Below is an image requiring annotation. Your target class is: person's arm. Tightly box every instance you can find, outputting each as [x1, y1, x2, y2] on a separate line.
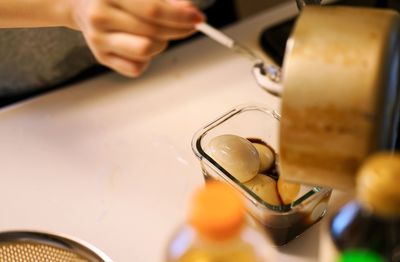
[0, 0, 70, 28]
[0, 0, 204, 77]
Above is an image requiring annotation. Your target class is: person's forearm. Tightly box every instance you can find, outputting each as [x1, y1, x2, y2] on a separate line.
[0, 0, 72, 28]
[0, 0, 204, 77]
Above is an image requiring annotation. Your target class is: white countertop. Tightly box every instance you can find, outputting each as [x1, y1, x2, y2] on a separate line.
[0, 2, 344, 261]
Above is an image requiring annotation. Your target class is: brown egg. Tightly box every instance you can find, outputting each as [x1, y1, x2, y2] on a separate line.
[277, 178, 301, 205]
[252, 143, 275, 173]
[206, 134, 260, 183]
[244, 174, 281, 206]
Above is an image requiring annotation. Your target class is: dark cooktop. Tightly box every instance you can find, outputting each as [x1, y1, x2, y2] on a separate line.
[259, 0, 400, 66]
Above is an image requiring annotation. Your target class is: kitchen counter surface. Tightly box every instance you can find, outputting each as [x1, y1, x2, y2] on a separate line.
[0, 2, 344, 261]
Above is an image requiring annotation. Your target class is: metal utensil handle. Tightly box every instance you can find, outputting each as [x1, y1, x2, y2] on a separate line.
[195, 22, 283, 97]
[296, 0, 322, 10]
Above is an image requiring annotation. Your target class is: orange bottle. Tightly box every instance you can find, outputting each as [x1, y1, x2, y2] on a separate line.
[165, 182, 275, 262]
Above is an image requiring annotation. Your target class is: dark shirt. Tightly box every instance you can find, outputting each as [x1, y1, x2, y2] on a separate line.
[0, 28, 96, 100]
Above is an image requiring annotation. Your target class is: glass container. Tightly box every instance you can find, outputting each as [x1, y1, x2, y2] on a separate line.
[192, 104, 332, 245]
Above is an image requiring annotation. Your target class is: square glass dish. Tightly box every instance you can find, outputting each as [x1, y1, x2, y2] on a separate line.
[191, 104, 332, 245]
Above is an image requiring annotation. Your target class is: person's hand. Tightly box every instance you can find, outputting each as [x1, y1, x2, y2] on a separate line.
[66, 0, 204, 77]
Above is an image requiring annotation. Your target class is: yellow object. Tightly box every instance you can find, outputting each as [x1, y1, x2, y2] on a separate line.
[175, 241, 260, 262]
[356, 152, 400, 218]
[189, 182, 245, 240]
[166, 181, 275, 262]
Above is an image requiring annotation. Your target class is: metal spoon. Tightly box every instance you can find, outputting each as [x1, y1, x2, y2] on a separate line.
[195, 22, 283, 96]
[195, 0, 323, 96]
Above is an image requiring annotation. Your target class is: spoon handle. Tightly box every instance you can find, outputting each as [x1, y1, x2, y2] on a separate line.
[295, 0, 322, 10]
[195, 22, 283, 97]
[195, 22, 261, 63]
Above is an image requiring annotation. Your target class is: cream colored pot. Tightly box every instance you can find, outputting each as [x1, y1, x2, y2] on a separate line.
[278, 6, 400, 190]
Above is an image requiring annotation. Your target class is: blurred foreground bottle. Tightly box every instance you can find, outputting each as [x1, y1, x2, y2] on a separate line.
[320, 153, 400, 262]
[165, 181, 275, 262]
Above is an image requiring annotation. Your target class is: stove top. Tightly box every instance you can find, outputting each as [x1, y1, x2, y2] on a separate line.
[259, 0, 400, 66]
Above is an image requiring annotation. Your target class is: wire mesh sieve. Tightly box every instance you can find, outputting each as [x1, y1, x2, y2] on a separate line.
[0, 231, 112, 262]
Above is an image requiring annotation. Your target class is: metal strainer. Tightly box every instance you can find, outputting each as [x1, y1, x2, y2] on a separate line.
[0, 231, 112, 262]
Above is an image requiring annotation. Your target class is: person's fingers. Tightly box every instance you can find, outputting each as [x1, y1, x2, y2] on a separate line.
[103, 33, 168, 61]
[76, 0, 203, 77]
[112, 0, 204, 29]
[91, 6, 196, 40]
[84, 31, 154, 76]
[99, 53, 150, 77]
[165, 0, 194, 8]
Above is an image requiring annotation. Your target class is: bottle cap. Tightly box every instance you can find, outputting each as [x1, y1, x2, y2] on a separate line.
[356, 152, 400, 218]
[339, 250, 384, 262]
[188, 181, 245, 240]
